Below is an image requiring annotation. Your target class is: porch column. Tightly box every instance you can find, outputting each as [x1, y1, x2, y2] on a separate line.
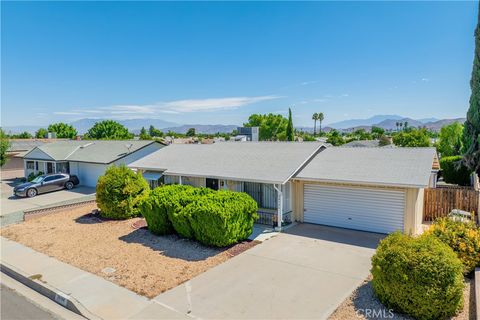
[273, 184, 283, 230]
[23, 159, 27, 178]
[179, 176, 182, 185]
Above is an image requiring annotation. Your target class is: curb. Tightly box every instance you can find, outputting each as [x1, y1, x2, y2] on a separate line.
[1, 261, 102, 320]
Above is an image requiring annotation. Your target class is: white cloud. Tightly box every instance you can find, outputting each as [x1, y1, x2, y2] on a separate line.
[421, 78, 430, 82]
[101, 105, 156, 114]
[54, 111, 85, 115]
[161, 95, 281, 112]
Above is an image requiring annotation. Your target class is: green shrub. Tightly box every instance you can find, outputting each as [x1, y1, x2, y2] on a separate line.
[96, 165, 149, 219]
[186, 191, 259, 247]
[424, 217, 480, 274]
[371, 232, 464, 320]
[138, 187, 174, 235]
[440, 156, 472, 186]
[27, 171, 44, 181]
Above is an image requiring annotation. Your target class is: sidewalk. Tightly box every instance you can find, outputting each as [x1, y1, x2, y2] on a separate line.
[1, 237, 190, 319]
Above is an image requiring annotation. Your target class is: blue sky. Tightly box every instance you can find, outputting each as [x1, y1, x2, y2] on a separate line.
[1, 1, 478, 127]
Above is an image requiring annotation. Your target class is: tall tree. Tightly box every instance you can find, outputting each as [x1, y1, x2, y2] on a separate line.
[392, 128, 430, 147]
[463, 3, 480, 174]
[318, 112, 324, 134]
[47, 122, 77, 139]
[139, 127, 151, 140]
[0, 128, 10, 167]
[186, 128, 196, 137]
[85, 120, 133, 140]
[286, 108, 294, 141]
[312, 113, 318, 136]
[437, 122, 464, 157]
[35, 128, 48, 139]
[244, 113, 288, 141]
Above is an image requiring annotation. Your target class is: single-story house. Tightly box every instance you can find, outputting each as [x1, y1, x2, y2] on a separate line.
[23, 140, 164, 187]
[129, 142, 438, 235]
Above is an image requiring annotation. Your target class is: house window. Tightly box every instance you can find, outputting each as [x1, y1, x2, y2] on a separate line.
[56, 162, 70, 174]
[244, 182, 277, 209]
[26, 161, 34, 170]
[35, 161, 39, 170]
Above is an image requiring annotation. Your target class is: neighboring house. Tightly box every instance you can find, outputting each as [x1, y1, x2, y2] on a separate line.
[23, 140, 164, 187]
[2, 139, 64, 178]
[129, 142, 325, 227]
[129, 143, 438, 235]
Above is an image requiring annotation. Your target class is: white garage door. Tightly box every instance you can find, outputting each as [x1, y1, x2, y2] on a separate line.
[304, 184, 405, 234]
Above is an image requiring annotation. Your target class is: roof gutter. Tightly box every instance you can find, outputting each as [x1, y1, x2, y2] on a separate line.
[292, 177, 428, 189]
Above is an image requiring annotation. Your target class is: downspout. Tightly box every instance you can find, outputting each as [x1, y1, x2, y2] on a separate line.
[273, 184, 283, 230]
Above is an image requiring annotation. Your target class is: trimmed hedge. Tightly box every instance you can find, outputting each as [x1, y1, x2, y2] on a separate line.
[440, 156, 472, 186]
[371, 232, 464, 320]
[187, 191, 259, 246]
[425, 217, 480, 274]
[139, 184, 258, 247]
[96, 165, 150, 219]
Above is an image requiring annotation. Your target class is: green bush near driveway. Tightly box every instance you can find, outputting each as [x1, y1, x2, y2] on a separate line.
[371, 232, 464, 320]
[140, 184, 258, 247]
[440, 156, 472, 186]
[424, 217, 480, 274]
[187, 191, 259, 246]
[96, 165, 150, 219]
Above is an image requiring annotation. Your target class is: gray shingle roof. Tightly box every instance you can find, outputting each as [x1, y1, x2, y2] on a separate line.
[295, 147, 437, 188]
[24, 140, 160, 164]
[129, 142, 325, 184]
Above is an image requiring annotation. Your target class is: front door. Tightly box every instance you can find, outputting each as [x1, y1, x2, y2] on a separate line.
[46, 162, 54, 174]
[206, 178, 219, 190]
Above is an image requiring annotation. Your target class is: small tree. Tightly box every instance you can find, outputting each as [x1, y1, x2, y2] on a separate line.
[47, 123, 77, 139]
[371, 126, 385, 139]
[0, 128, 10, 167]
[326, 129, 345, 146]
[85, 120, 133, 140]
[96, 165, 149, 219]
[392, 128, 430, 147]
[35, 128, 48, 139]
[11, 131, 33, 139]
[286, 108, 294, 141]
[186, 128, 196, 137]
[139, 127, 151, 140]
[149, 125, 163, 137]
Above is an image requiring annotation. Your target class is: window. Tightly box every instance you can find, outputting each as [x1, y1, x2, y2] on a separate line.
[243, 182, 277, 209]
[35, 161, 39, 170]
[44, 176, 55, 182]
[56, 162, 70, 174]
[26, 161, 34, 170]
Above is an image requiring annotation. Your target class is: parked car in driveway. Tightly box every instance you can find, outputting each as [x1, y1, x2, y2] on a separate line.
[13, 173, 80, 198]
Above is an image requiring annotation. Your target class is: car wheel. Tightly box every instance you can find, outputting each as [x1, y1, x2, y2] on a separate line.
[65, 181, 74, 190]
[27, 188, 37, 198]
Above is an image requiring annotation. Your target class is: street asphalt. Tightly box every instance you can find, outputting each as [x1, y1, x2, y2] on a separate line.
[1, 284, 60, 320]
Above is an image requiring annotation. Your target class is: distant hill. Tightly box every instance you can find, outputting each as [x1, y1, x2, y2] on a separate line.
[423, 118, 466, 131]
[162, 124, 238, 134]
[328, 115, 403, 129]
[375, 118, 423, 130]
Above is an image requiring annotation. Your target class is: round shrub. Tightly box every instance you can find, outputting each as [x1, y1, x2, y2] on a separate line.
[186, 191, 259, 247]
[424, 217, 480, 274]
[371, 232, 464, 320]
[440, 156, 472, 186]
[96, 165, 149, 219]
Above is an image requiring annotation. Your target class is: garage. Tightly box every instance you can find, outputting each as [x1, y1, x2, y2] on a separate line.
[303, 184, 405, 234]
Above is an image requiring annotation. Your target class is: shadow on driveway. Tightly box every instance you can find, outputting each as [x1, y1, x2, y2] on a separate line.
[285, 223, 385, 249]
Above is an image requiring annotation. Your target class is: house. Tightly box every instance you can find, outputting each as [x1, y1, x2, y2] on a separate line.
[129, 143, 438, 235]
[2, 139, 66, 179]
[23, 140, 164, 187]
[129, 142, 324, 226]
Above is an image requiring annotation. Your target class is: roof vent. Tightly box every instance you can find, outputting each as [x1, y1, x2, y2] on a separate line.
[80, 142, 95, 148]
[125, 143, 133, 153]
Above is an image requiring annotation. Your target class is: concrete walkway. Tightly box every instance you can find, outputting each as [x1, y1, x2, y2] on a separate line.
[154, 224, 384, 319]
[1, 237, 189, 320]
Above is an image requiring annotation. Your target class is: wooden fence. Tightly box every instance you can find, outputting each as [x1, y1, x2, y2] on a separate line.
[423, 187, 480, 221]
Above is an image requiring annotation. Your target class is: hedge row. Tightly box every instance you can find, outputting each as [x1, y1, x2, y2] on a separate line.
[440, 156, 472, 186]
[139, 184, 259, 247]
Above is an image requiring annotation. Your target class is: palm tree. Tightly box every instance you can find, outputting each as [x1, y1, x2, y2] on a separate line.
[318, 112, 324, 134]
[404, 121, 408, 130]
[312, 113, 318, 136]
[399, 122, 403, 131]
[395, 121, 399, 132]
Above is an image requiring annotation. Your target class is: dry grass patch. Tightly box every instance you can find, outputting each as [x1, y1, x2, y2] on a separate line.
[0, 203, 258, 298]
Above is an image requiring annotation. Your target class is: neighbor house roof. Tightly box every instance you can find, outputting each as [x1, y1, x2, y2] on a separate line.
[129, 142, 325, 184]
[295, 147, 438, 188]
[7, 139, 65, 153]
[24, 140, 162, 164]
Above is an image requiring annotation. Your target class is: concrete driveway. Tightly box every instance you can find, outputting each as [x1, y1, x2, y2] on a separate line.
[154, 223, 384, 319]
[1, 178, 96, 216]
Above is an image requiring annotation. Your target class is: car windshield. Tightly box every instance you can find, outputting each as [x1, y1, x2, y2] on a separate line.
[31, 176, 45, 183]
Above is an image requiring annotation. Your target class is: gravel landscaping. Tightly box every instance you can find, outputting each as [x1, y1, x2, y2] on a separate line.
[0, 203, 258, 298]
[329, 276, 476, 320]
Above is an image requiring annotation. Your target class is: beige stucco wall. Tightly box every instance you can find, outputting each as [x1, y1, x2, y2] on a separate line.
[292, 180, 425, 235]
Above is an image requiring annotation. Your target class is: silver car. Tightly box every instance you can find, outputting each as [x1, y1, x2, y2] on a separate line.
[14, 173, 80, 198]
